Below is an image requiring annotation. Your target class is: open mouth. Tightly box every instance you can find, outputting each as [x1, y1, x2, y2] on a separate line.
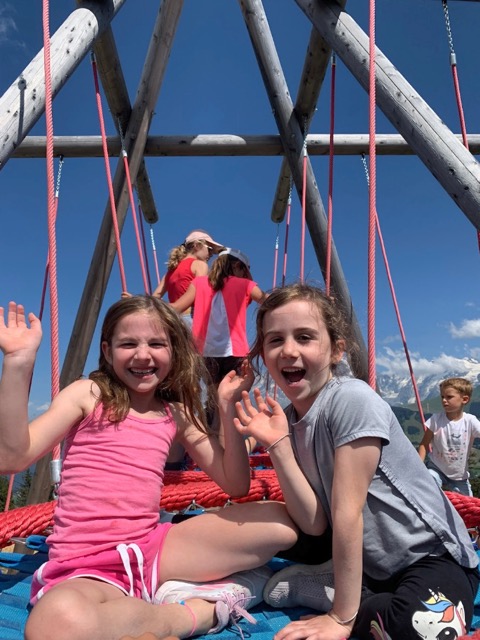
[281, 367, 305, 384]
[129, 367, 156, 378]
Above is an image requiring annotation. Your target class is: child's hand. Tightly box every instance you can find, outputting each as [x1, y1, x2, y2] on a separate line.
[234, 388, 289, 448]
[0, 302, 42, 358]
[274, 613, 352, 640]
[217, 360, 254, 404]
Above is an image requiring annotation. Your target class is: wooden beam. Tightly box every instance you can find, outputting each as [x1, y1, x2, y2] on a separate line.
[30, 0, 184, 507]
[14, 133, 480, 158]
[92, 25, 158, 224]
[239, 0, 368, 382]
[23, 0, 127, 508]
[60, 0, 184, 391]
[295, 0, 480, 232]
[0, 0, 127, 170]
[272, 2, 347, 223]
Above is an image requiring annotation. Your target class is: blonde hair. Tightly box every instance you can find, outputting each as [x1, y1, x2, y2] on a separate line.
[89, 295, 212, 432]
[439, 377, 472, 399]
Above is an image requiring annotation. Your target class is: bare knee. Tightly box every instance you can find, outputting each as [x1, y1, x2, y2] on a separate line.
[260, 501, 299, 551]
[25, 589, 97, 640]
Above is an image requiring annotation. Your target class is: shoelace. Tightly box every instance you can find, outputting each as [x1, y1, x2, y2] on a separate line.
[223, 591, 257, 639]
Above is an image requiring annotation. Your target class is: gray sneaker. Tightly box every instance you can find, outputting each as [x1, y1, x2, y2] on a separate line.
[263, 559, 334, 611]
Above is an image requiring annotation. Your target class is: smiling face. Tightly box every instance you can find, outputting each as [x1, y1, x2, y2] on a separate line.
[102, 310, 172, 402]
[261, 300, 344, 418]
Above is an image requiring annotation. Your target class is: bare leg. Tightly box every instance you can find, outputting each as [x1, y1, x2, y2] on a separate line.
[25, 578, 217, 640]
[159, 501, 297, 583]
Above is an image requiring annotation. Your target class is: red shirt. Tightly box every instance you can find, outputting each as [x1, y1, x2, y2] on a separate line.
[164, 257, 196, 303]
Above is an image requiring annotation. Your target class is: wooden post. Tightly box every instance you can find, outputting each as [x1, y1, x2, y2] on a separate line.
[295, 0, 480, 231]
[28, 0, 184, 506]
[0, 0, 127, 169]
[239, 0, 368, 381]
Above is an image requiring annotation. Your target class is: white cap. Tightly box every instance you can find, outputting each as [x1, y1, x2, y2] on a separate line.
[219, 248, 250, 269]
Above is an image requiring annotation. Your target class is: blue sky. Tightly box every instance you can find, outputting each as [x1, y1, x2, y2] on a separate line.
[1, 0, 480, 412]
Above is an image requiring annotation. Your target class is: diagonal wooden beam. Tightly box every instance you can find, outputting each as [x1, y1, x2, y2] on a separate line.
[29, 0, 185, 507]
[0, 0, 127, 169]
[271, 1, 347, 223]
[295, 0, 480, 232]
[60, 0, 184, 392]
[238, 0, 368, 381]
[92, 26, 158, 223]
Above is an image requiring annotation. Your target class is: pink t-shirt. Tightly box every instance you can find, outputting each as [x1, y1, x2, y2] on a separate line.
[191, 276, 256, 357]
[46, 404, 177, 562]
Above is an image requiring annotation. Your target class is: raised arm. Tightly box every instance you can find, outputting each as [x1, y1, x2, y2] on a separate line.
[153, 274, 167, 298]
[173, 367, 253, 497]
[0, 302, 42, 469]
[235, 389, 328, 536]
[170, 283, 196, 314]
[0, 302, 88, 473]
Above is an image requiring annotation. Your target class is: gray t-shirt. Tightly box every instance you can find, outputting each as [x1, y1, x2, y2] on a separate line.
[285, 376, 478, 580]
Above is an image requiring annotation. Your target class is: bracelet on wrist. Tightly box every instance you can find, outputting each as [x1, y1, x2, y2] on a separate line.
[265, 433, 291, 453]
[327, 609, 358, 626]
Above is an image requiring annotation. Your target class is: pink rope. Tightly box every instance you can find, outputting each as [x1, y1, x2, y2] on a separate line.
[300, 139, 307, 283]
[281, 183, 292, 287]
[42, 0, 61, 462]
[367, 0, 377, 390]
[120, 150, 150, 293]
[90, 53, 128, 294]
[3, 475, 14, 513]
[441, 0, 480, 252]
[325, 54, 336, 297]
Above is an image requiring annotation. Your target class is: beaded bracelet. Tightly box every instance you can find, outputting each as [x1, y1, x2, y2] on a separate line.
[327, 609, 358, 626]
[265, 433, 291, 453]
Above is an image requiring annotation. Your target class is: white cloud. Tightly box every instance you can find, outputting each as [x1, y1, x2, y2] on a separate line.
[376, 347, 476, 378]
[448, 318, 480, 339]
[0, 4, 26, 50]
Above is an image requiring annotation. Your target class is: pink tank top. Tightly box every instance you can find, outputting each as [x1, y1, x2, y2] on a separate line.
[47, 404, 177, 561]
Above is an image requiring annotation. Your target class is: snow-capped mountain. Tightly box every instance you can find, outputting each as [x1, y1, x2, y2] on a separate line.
[377, 358, 480, 406]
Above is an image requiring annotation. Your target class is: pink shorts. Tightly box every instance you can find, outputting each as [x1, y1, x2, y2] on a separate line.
[30, 522, 174, 605]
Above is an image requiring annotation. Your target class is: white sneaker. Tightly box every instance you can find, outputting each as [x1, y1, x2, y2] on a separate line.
[263, 559, 335, 611]
[155, 565, 273, 633]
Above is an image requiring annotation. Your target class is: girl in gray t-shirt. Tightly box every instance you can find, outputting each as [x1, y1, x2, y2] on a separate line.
[233, 283, 479, 640]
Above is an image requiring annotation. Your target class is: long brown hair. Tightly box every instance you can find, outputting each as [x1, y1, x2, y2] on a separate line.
[89, 295, 211, 432]
[208, 254, 251, 291]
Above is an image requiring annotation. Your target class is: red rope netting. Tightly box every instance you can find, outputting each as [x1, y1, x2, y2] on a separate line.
[0, 469, 281, 548]
[1, 473, 480, 550]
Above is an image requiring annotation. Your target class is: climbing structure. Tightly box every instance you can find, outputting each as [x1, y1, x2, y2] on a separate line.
[1, 0, 480, 507]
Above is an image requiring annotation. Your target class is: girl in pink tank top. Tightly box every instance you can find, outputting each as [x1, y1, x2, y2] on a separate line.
[0, 295, 297, 640]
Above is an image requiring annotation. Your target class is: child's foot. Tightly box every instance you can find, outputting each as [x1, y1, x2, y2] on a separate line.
[155, 565, 273, 633]
[263, 559, 334, 611]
